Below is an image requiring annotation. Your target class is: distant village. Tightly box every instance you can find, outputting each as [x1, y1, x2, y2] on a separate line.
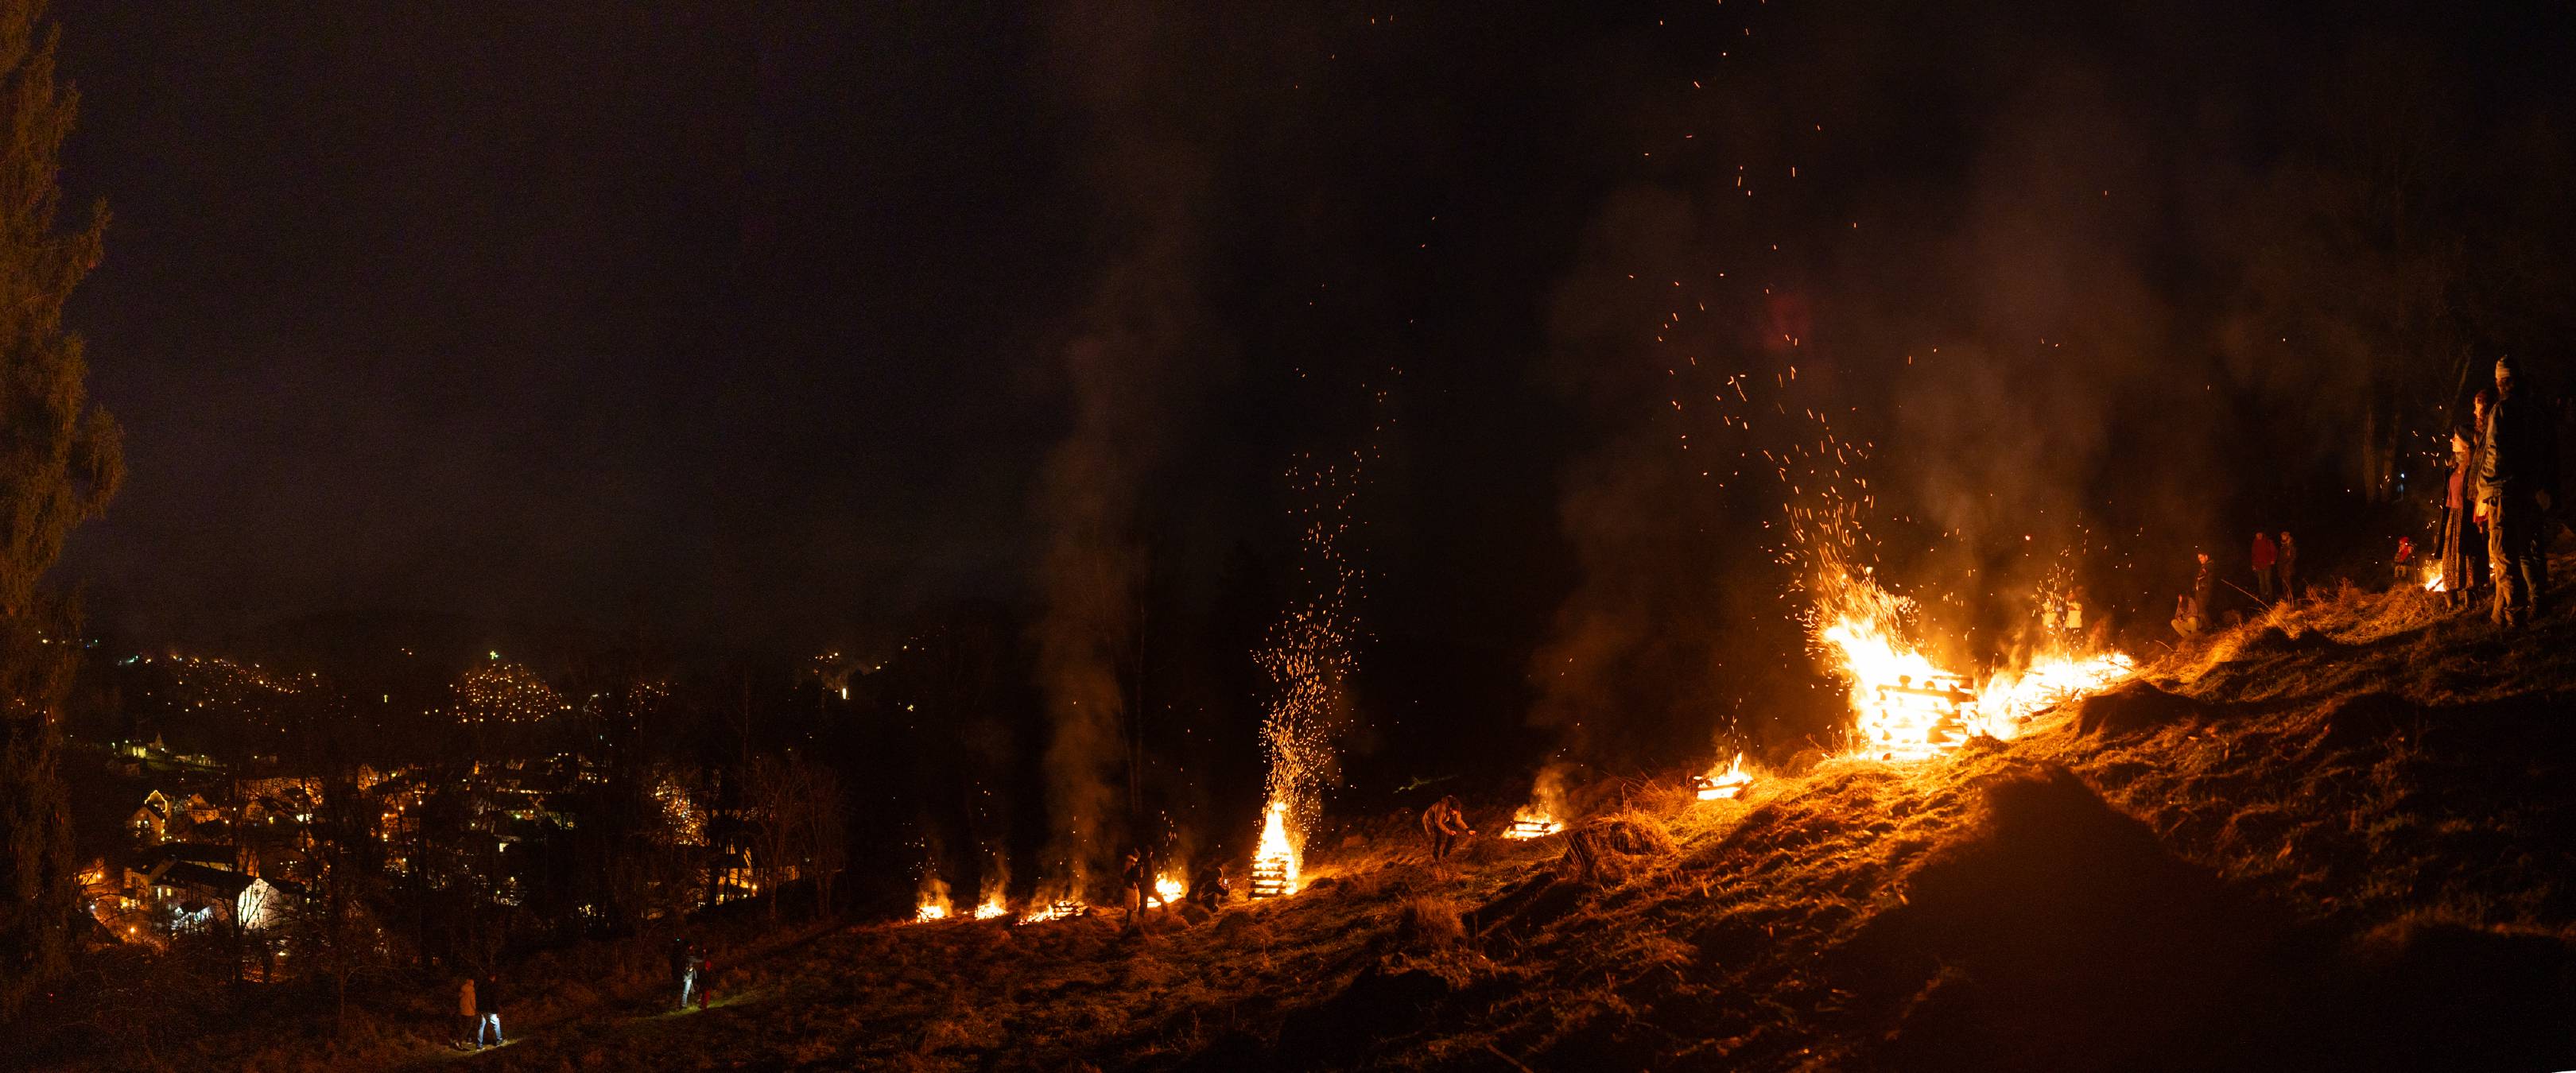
[60, 645, 841, 974]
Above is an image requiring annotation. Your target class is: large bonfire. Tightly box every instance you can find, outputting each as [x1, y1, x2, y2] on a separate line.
[1809, 548, 2133, 762]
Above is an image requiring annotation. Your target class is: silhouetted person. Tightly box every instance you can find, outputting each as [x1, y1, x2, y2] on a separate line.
[456, 975, 478, 1048]
[2276, 532, 2300, 602]
[2442, 426, 2488, 610]
[2392, 536, 2415, 587]
[2480, 355, 2558, 627]
[475, 974, 503, 1048]
[1119, 847, 1151, 927]
[2251, 531, 2277, 601]
[2191, 552, 2214, 622]
[1190, 862, 1228, 909]
[1422, 796, 1473, 862]
[671, 937, 698, 1010]
[2171, 593, 2203, 639]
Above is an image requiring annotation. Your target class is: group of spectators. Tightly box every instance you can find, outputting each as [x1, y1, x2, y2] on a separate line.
[2438, 354, 2559, 628]
[2176, 355, 2557, 638]
[2172, 533, 2299, 639]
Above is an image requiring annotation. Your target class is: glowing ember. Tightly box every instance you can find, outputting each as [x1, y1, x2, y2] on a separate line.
[1693, 753, 1753, 800]
[2421, 561, 2446, 592]
[1501, 804, 1562, 839]
[1250, 800, 1299, 898]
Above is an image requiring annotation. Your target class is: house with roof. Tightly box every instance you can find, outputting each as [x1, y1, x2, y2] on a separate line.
[147, 861, 293, 932]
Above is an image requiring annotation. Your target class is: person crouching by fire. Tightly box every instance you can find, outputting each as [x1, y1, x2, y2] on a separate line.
[1422, 796, 1474, 864]
[1191, 861, 1228, 909]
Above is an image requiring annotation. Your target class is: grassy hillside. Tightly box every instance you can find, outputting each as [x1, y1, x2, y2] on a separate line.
[24, 559, 2576, 1071]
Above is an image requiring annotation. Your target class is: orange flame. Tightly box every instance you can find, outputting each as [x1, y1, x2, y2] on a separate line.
[1694, 753, 1753, 800]
[1501, 804, 1562, 839]
[1251, 800, 1300, 897]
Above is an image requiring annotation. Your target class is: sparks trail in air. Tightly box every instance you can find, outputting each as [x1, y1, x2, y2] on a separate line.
[1253, 375, 1395, 895]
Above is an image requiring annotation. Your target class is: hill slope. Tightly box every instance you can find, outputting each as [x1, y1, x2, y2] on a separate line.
[20, 565, 2576, 1071]
[414, 571, 2576, 1072]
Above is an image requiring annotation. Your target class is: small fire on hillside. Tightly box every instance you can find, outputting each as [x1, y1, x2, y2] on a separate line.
[972, 897, 1009, 920]
[914, 866, 954, 923]
[1502, 805, 1563, 839]
[1152, 873, 1186, 908]
[2422, 562, 2446, 592]
[1692, 753, 1753, 800]
[1250, 800, 1299, 898]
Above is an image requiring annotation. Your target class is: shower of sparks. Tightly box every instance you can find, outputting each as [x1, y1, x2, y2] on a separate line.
[1254, 378, 1393, 893]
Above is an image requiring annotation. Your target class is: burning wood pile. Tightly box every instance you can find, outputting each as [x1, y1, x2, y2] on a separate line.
[1502, 808, 1562, 840]
[1249, 800, 1298, 898]
[1018, 899, 1087, 924]
[1819, 564, 2136, 763]
[1692, 753, 1753, 800]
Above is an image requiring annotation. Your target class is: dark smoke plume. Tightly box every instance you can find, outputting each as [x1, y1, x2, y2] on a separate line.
[1030, 0, 1217, 898]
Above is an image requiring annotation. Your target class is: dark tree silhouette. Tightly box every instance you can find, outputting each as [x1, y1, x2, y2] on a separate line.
[0, 0, 118, 1017]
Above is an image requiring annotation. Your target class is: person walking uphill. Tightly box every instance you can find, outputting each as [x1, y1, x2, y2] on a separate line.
[2481, 354, 2559, 627]
[2251, 531, 2278, 601]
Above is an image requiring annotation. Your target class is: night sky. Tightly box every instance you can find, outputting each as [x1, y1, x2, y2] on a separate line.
[45, 2, 2576, 779]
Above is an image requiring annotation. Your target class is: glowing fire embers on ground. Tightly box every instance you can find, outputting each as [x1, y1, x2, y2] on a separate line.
[2422, 561, 2447, 592]
[1250, 800, 1299, 898]
[1502, 805, 1562, 839]
[1692, 753, 1753, 800]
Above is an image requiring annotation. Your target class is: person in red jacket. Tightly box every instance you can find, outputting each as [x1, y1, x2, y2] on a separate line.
[2250, 531, 2278, 602]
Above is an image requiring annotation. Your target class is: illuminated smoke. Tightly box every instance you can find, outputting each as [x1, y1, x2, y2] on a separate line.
[1031, 0, 1217, 901]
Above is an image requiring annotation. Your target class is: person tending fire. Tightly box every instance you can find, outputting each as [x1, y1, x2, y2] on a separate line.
[1421, 795, 1474, 863]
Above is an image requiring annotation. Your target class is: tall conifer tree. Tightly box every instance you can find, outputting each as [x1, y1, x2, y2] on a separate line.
[0, 0, 118, 1017]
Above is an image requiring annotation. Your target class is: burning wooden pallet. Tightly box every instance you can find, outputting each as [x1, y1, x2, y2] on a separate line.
[1016, 899, 1087, 924]
[1503, 817, 1562, 839]
[1248, 856, 1292, 898]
